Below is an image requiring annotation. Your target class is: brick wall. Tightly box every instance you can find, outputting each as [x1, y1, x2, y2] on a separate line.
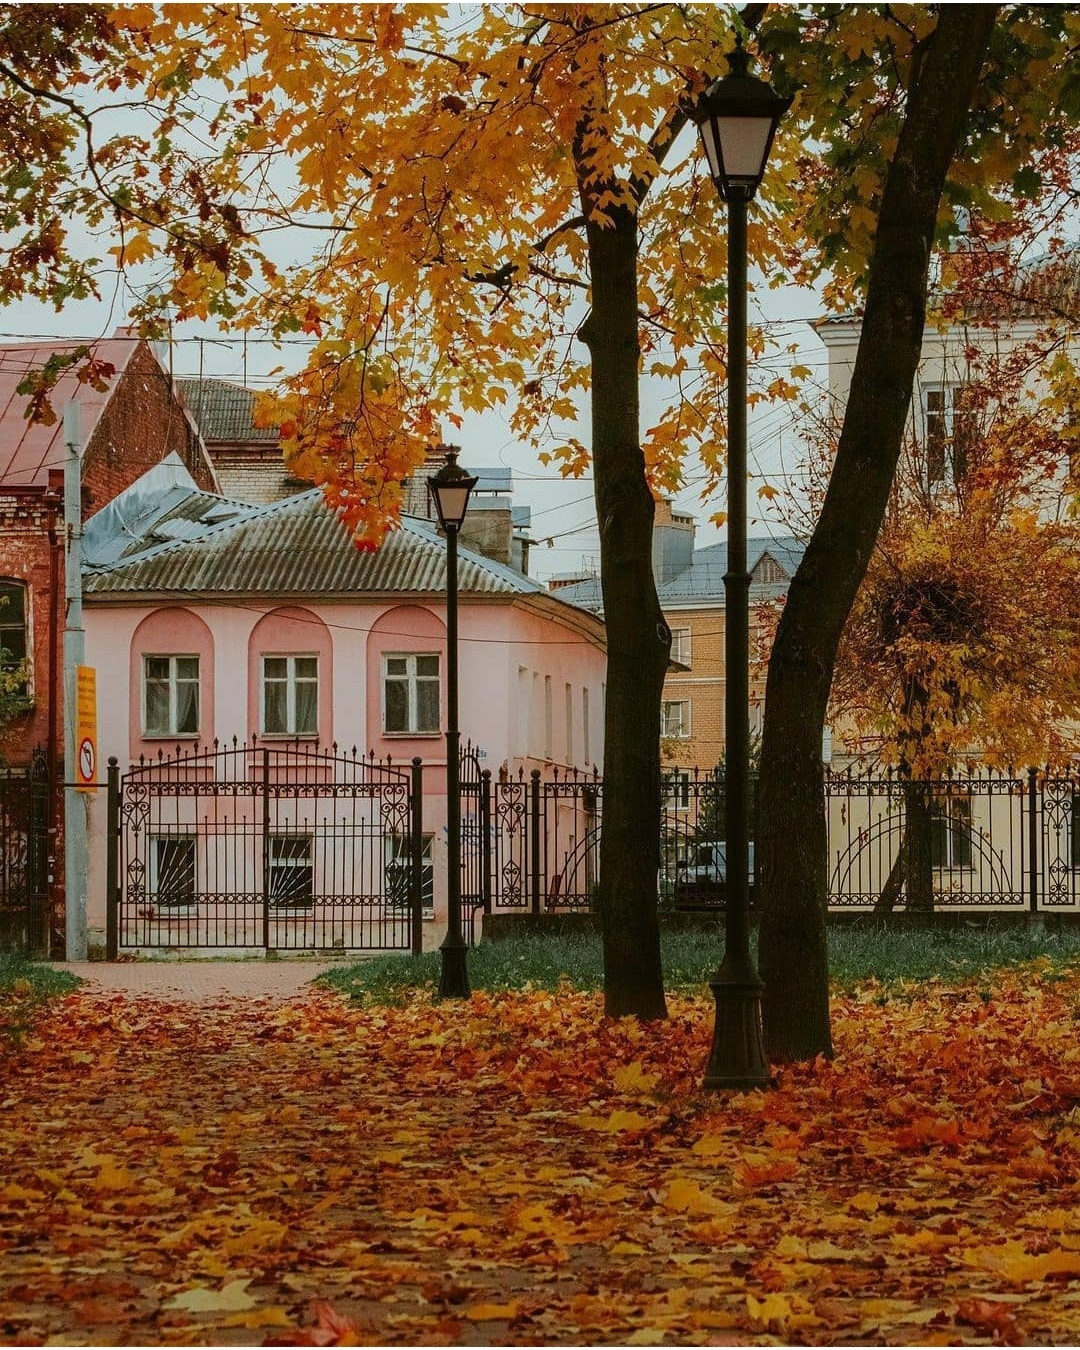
[215, 449, 309, 505]
[0, 491, 61, 768]
[81, 341, 216, 515]
[661, 606, 772, 772]
[0, 341, 218, 763]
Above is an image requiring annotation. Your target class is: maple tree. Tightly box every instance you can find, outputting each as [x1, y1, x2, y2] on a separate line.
[749, 3, 1080, 1060]
[6, 971, 1080, 1343]
[6, 5, 1080, 1049]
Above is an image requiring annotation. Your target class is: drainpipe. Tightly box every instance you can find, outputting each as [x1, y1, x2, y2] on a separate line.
[63, 403, 87, 960]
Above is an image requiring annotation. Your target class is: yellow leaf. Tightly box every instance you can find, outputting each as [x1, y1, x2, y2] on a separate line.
[164, 1279, 256, 1313]
[220, 1307, 295, 1329]
[691, 1133, 727, 1156]
[661, 1177, 729, 1217]
[93, 1161, 135, 1192]
[465, 1300, 523, 1322]
[959, 1242, 1080, 1283]
[613, 1061, 660, 1094]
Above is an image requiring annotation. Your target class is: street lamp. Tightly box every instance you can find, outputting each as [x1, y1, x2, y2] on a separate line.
[692, 38, 791, 1090]
[428, 445, 478, 999]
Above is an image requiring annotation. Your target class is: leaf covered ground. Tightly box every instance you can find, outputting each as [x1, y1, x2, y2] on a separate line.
[3, 966, 1080, 1345]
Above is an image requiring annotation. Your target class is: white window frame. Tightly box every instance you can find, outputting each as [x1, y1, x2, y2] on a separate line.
[670, 627, 692, 667]
[930, 795, 974, 871]
[661, 699, 691, 739]
[665, 770, 691, 813]
[922, 382, 974, 489]
[382, 651, 441, 736]
[143, 654, 200, 738]
[261, 654, 318, 737]
[0, 579, 29, 696]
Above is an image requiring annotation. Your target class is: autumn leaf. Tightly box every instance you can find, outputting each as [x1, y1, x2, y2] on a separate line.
[163, 1279, 256, 1313]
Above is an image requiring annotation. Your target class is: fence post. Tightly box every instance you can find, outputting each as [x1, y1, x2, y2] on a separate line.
[261, 746, 271, 952]
[105, 757, 120, 960]
[1028, 767, 1039, 916]
[530, 769, 542, 917]
[481, 769, 492, 915]
[411, 757, 424, 957]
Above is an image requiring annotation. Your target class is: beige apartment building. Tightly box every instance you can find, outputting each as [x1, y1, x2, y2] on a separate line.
[552, 500, 805, 772]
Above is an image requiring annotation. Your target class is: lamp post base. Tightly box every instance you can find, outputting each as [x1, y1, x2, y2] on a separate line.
[438, 937, 471, 1000]
[703, 968, 770, 1091]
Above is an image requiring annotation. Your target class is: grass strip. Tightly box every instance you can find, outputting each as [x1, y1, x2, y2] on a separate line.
[318, 923, 1080, 1005]
[0, 953, 80, 1045]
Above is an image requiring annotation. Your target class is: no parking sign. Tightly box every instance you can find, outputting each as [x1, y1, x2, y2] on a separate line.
[75, 666, 97, 792]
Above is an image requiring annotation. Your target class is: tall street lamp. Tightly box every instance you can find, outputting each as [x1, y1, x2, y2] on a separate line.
[428, 445, 478, 999]
[692, 38, 791, 1090]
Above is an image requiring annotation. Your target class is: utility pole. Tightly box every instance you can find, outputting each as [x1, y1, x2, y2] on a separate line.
[63, 402, 88, 961]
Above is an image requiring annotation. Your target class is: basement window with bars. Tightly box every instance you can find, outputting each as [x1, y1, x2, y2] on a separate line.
[151, 836, 196, 908]
[384, 833, 434, 914]
[268, 835, 314, 910]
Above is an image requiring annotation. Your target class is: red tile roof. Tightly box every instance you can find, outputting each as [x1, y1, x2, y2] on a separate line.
[0, 331, 141, 488]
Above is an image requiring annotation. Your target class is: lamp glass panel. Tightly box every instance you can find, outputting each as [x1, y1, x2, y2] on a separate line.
[698, 121, 723, 180]
[715, 116, 773, 182]
[434, 484, 471, 526]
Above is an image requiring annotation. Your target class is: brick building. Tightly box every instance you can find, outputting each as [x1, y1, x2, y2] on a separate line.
[0, 330, 217, 950]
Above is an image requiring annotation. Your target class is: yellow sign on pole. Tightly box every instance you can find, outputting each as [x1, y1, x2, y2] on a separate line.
[75, 665, 97, 792]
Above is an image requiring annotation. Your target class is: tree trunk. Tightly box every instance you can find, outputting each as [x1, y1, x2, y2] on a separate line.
[904, 782, 935, 913]
[579, 200, 669, 1021]
[757, 6, 998, 1062]
[873, 844, 904, 916]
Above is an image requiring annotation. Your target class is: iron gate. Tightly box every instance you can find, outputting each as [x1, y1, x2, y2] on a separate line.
[0, 750, 50, 955]
[107, 740, 424, 954]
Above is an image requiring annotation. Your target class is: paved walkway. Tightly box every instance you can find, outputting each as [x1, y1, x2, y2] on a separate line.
[52, 959, 348, 1001]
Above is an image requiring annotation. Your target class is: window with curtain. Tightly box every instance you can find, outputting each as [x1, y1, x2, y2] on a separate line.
[382, 653, 440, 734]
[262, 655, 318, 735]
[144, 655, 199, 736]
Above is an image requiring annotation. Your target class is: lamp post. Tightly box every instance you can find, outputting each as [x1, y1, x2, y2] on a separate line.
[428, 446, 478, 999]
[692, 38, 791, 1090]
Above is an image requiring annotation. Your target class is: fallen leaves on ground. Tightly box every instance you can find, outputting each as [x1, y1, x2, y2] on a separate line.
[3, 965, 1080, 1344]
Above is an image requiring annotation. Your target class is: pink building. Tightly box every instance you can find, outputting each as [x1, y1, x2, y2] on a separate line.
[81, 462, 606, 954]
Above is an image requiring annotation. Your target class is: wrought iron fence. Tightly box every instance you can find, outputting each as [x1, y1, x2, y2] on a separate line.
[107, 739, 424, 954]
[473, 758, 1080, 918]
[0, 750, 50, 954]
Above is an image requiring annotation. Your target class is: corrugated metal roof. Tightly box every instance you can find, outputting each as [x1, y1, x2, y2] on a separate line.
[553, 535, 806, 613]
[0, 333, 141, 488]
[176, 377, 279, 442]
[84, 487, 558, 600]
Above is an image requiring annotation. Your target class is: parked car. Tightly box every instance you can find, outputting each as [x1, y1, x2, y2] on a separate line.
[674, 841, 755, 908]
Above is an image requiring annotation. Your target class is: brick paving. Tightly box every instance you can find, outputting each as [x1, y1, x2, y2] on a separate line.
[52, 959, 349, 1002]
